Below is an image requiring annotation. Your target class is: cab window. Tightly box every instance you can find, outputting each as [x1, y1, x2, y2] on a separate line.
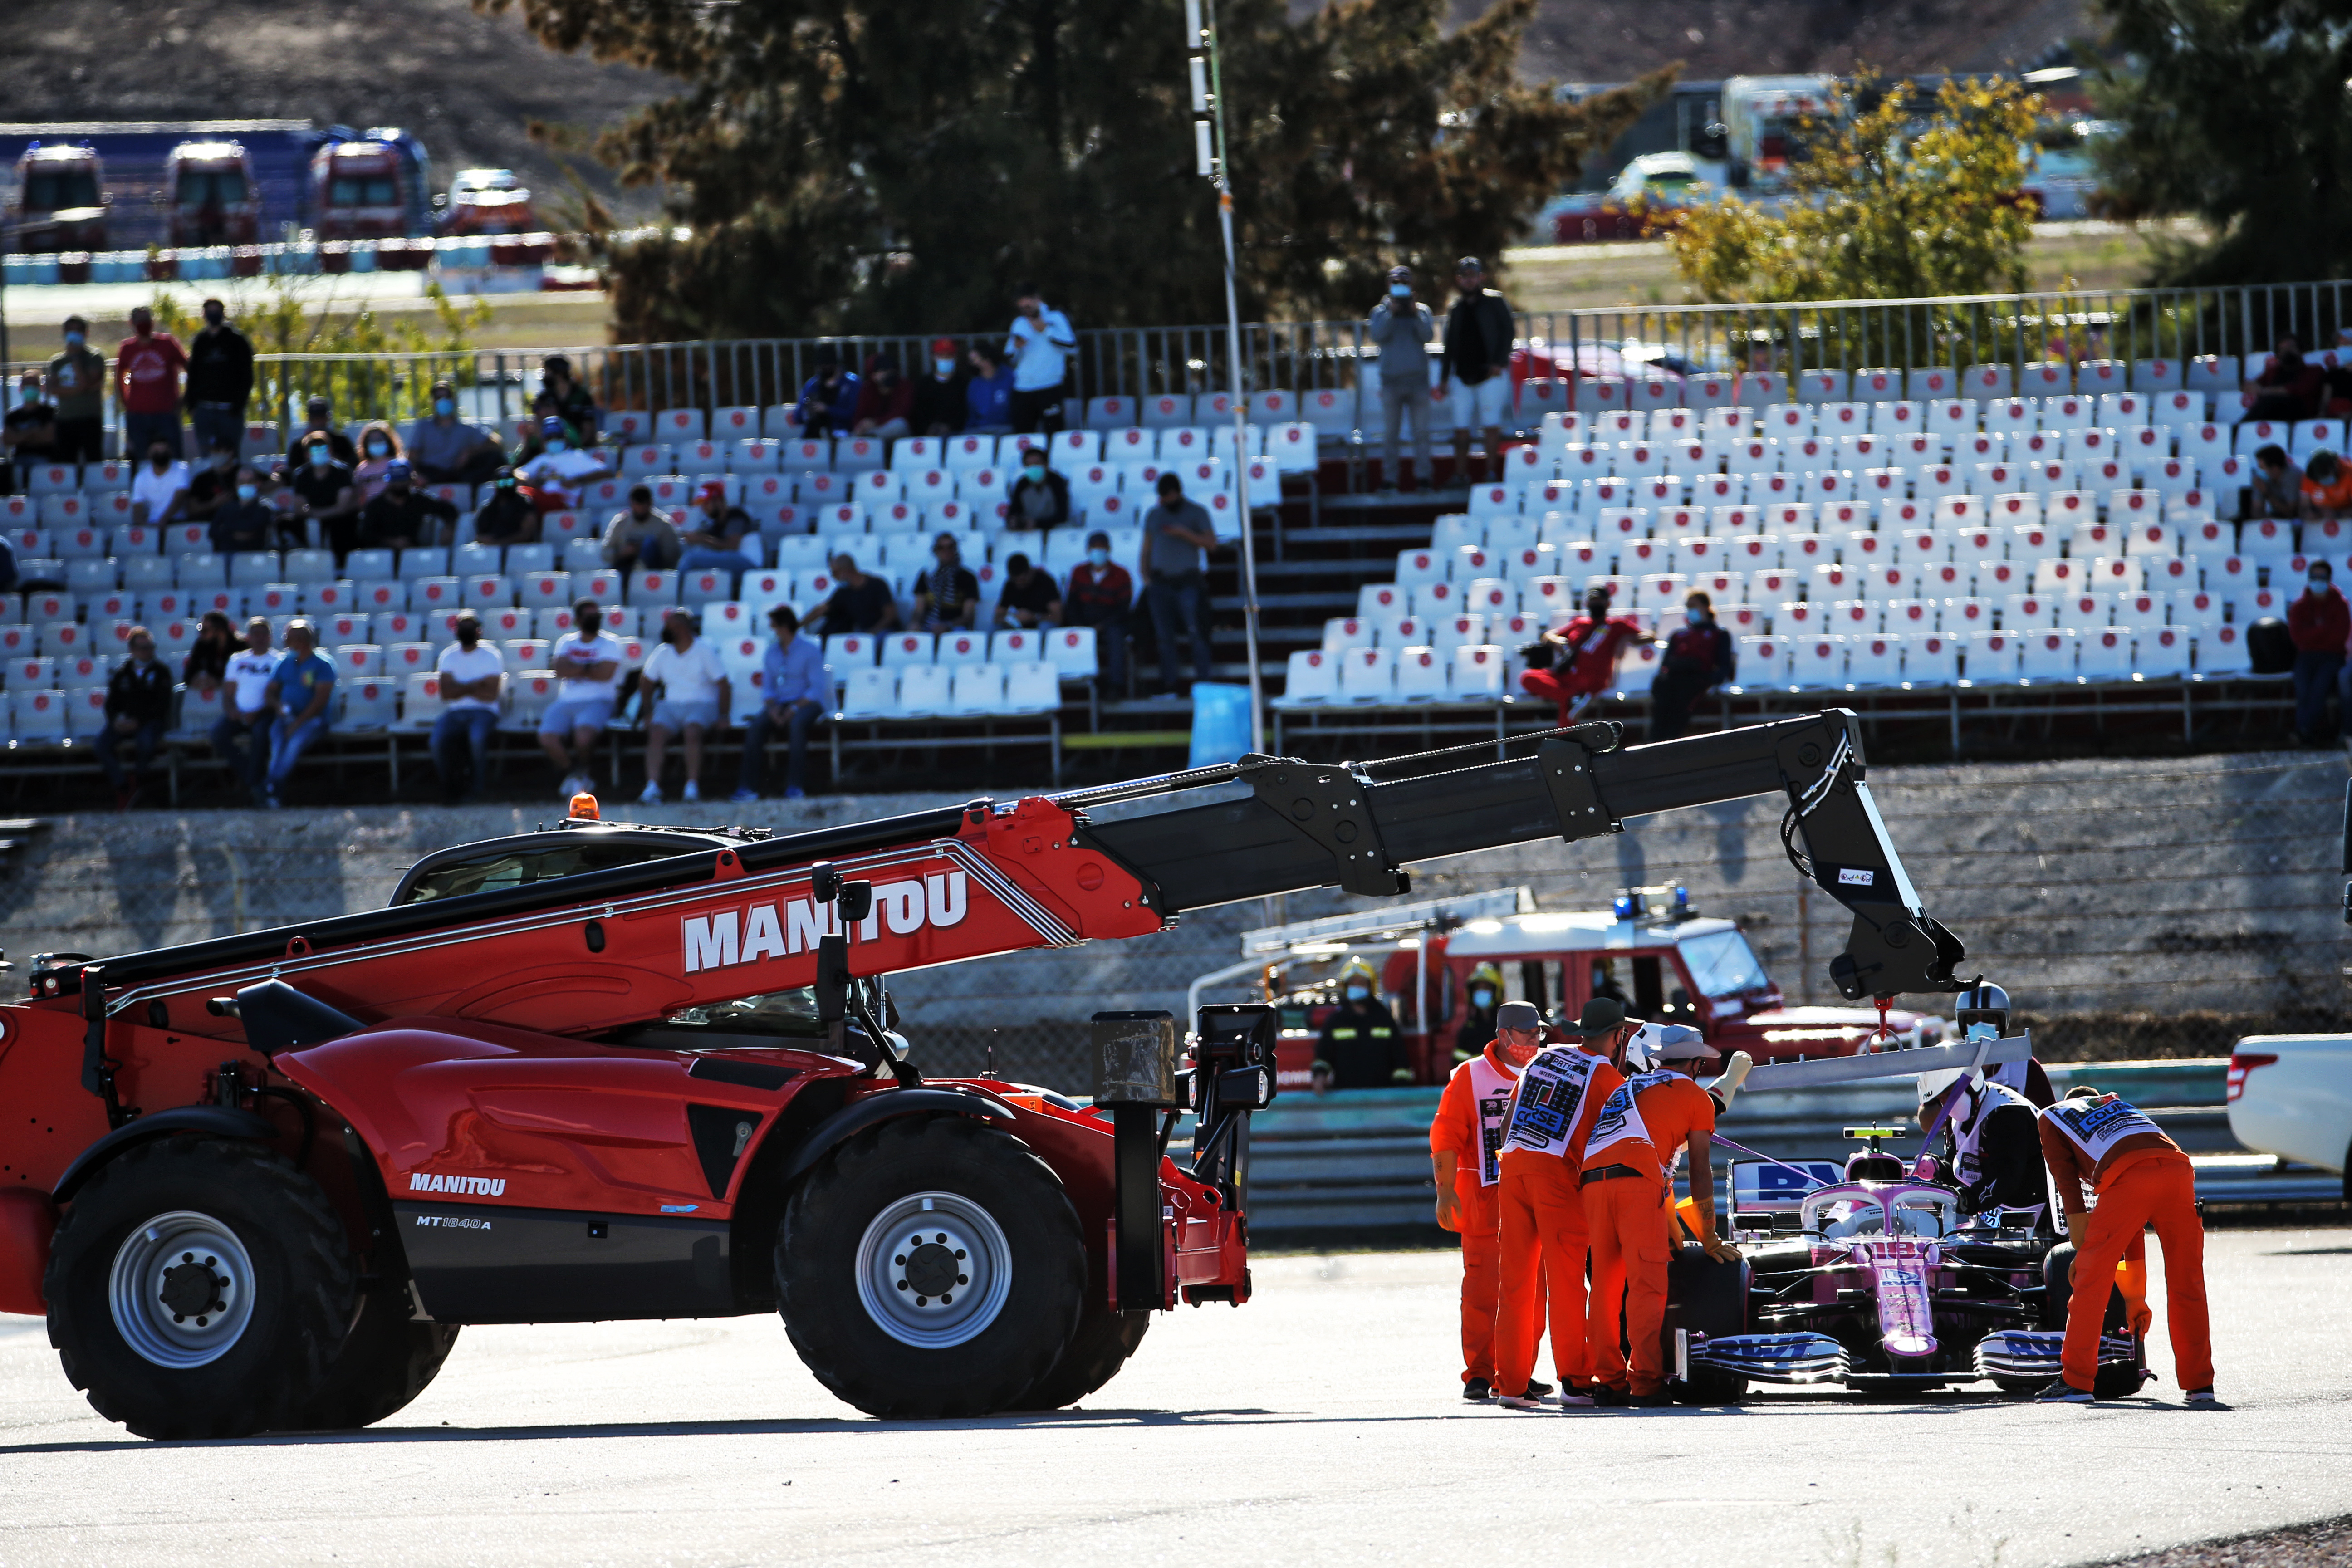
[1679, 930, 1771, 997]
[661, 989, 823, 1038]
[393, 838, 702, 904]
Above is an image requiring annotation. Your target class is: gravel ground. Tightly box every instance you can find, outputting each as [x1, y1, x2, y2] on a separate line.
[2098, 1514, 2352, 1567]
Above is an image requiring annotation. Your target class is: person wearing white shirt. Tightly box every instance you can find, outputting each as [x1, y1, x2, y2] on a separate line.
[1004, 283, 1076, 436]
[539, 597, 626, 799]
[516, 414, 612, 511]
[635, 608, 731, 804]
[210, 616, 279, 795]
[431, 612, 506, 804]
[130, 441, 192, 526]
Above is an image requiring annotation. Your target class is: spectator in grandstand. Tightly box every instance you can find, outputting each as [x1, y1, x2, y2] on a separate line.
[993, 552, 1062, 631]
[635, 608, 731, 805]
[1439, 256, 1515, 485]
[211, 617, 279, 798]
[116, 306, 188, 463]
[1141, 472, 1217, 693]
[516, 415, 612, 513]
[1367, 265, 1435, 494]
[408, 380, 504, 485]
[1519, 583, 1650, 724]
[184, 298, 253, 458]
[287, 431, 362, 553]
[2291, 559, 2349, 745]
[285, 395, 358, 468]
[2242, 336, 2323, 422]
[1008, 446, 1070, 535]
[2302, 450, 2352, 522]
[3, 372, 55, 493]
[676, 480, 757, 585]
[130, 440, 192, 527]
[1063, 529, 1133, 690]
[542, 598, 626, 799]
[603, 484, 681, 570]
[536, 355, 600, 445]
[183, 438, 241, 524]
[734, 603, 829, 801]
[182, 610, 239, 693]
[2251, 444, 2303, 519]
[47, 318, 106, 464]
[472, 466, 539, 546]
[1005, 284, 1076, 435]
[1647, 591, 1736, 743]
[965, 343, 1014, 434]
[850, 355, 914, 440]
[795, 351, 860, 438]
[208, 465, 279, 554]
[258, 619, 335, 808]
[100, 627, 173, 808]
[357, 461, 458, 550]
[352, 421, 405, 505]
[912, 338, 968, 436]
[431, 612, 505, 805]
[814, 552, 900, 635]
[916, 533, 982, 632]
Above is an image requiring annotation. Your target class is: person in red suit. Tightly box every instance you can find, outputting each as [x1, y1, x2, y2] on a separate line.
[1518, 585, 1649, 724]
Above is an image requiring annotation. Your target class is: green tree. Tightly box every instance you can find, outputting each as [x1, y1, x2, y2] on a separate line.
[2090, 0, 2352, 285]
[482, 0, 1663, 340]
[151, 279, 495, 426]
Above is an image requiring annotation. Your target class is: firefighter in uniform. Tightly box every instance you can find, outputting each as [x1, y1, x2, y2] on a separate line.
[1490, 997, 1631, 1410]
[1429, 1011, 1543, 1398]
[2037, 1084, 2215, 1404]
[1316, 957, 1401, 1089]
[1453, 963, 1503, 1064]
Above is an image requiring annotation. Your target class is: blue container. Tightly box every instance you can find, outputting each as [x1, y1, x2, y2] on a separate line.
[1187, 682, 1255, 769]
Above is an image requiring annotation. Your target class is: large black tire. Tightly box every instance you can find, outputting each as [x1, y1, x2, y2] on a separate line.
[2040, 1243, 2144, 1399]
[277, 1277, 463, 1431]
[776, 1116, 1086, 1418]
[45, 1135, 355, 1440]
[1664, 1245, 1749, 1404]
[1017, 1300, 1151, 1411]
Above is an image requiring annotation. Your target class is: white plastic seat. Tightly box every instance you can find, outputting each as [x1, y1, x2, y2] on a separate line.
[1281, 649, 1339, 705]
[1338, 646, 1395, 703]
[1788, 636, 1844, 688]
[880, 632, 935, 669]
[1392, 646, 1448, 702]
[2133, 623, 2190, 678]
[839, 666, 895, 717]
[1000, 660, 1060, 712]
[2017, 629, 2075, 682]
[936, 630, 989, 668]
[1044, 627, 1098, 680]
[1960, 629, 2020, 683]
[891, 663, 953, 717]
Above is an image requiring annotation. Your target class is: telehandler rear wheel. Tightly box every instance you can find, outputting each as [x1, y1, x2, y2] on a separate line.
[1016, 1298, 1151, 1411]
[277, 1276, 463, 1431]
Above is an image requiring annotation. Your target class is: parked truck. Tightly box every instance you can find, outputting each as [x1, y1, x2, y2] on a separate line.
[8, 142, 108, 252]
[164, 140, 260, 247]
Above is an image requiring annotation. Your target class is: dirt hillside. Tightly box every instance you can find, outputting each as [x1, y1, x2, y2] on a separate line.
[1481, 0, 2095, 83]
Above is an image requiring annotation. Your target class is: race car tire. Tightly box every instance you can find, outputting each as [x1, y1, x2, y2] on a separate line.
[1014, 1298, 1151, 1411]
[277, 1276, 463, 1431]
[777, 1114, 1086, 1419]
[44, 1134, 354, 1441]
[2038, 1244, 2127, 1332]
[1664, 1245, 1748, 1404]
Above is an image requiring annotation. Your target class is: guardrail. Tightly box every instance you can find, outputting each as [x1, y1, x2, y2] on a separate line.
[1236, 1058, 2342, 1235]
[0, 234, 560, 287]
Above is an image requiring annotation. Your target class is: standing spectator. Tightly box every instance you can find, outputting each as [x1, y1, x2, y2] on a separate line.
[130, 440, 192, 527]
[430, 612, 505, 804]
[916, 534, 981, 632]
[181, 610, 239, 693]
[515, 415, 612, 513]
[351, 421, 405, 505]
[284, 395, 359, 467]
[46, 317, 107, 464]
[1438, 256, 1516, 484]
[1368, 265, 1436, 494]
[1007, 446, 1071, 536]
[636, 608, 731, 804]
[734, 603, 829, 801]
[357, 461, 457, 550]
[603, 485, 681, 569]
[1064, 529, 1133, 690]
[4, 371, 58, 490]
[2302, 450, 2352, 521]
[184, 298, 253, 458]
[208, 465, 279, 554]
[1519, 584, 1650, 723]
[115, 305, 189, 462]
[993, 552, 1062, 630]
[472, 466, 539, 546]
[100, 626, 174, 808]
[2250, 444, 2301, 519]
[911, 339, 968, 436]
[795, 351, 860, 437]
[1004, 284, 1076, 435]
[1140, 472, 1218, 693]
[2291, 559, 2350, 744]
[965, 344, 1014, 433]
[260, 619, 335, 808]
[677, 480, 756, 585]
[1647, 591, 1735, 742]
[850, 355, 914, 439]
[536, 355, 600, 445]
[211, 617, 279, 798]
[2242, 336, 2323, 422]
[540, 598, 624, 798]
[183, 438, 241, 524]
[287, 432, 362, 552]
[814, 552, 900, 635]
[407, 379, 503, 484]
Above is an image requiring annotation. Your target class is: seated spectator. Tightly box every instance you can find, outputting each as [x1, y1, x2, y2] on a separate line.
[2252, 444, 2302, 519]
[965, 343, 1014, 433]
[285, 395, 358, 467]
[537, 354, 599, 445]
[407, 379, 504, 485]
[184, 438, 241, 523]
[287, 432, 362, 552]
[260, 619, 335, 808]
[357, 461, 458, 550]
[209, 465, 280, 554]
[541, 598, 625, 799]
[851, 355, 913, 439]
[796, 351, 859, 437]
[472, 466, 539, 546]
[2304, 450, 2352, 522]
[2243, 336, 2324, 422]
[352, 421, 405, 505]
[814, 552, 900, 636]
[734, 603, 828, 802]
[1008, 447, 1070, 535]
[677, 480, 757, 585]
[603, 485, 681, 570]
[994, 552, 1061, 630]
[130, 440, 192, 527]
[100, 626, 174, 808]
[182, 609, 239, 693]
[1648, 590, 1736, 742]
[916, 533, 981, 632]
[911, 339, 968, 436]
[1064, 529, 1134, 689]
[515, 415, 611, 513]
[636, 608, 731, 805]
[430, 612, 505, 804]
[3, 372, 56, 490]
[211, 617, 279, 799]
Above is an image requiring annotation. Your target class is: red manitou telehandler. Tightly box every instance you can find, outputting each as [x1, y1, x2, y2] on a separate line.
[0, 713, 1965, 1437]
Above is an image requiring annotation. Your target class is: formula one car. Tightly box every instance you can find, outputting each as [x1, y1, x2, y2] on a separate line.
[1662, 1130, 2149, 1401]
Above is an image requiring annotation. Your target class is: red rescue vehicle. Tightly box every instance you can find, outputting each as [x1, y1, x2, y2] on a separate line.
[165, 141, 260, 247]
[10, 143, 108, 252]
[309, 140, 411, 240]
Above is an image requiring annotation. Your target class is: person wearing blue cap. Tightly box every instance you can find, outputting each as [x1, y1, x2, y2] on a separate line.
[515, 413, 612, 512]
[356, 459, 459, 551]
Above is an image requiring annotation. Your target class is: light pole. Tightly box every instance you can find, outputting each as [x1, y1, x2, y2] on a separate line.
[1186, 0, 1266, 753]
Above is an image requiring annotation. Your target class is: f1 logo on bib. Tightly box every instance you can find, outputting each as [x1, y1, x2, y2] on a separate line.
[1838, 867, 1876, 887]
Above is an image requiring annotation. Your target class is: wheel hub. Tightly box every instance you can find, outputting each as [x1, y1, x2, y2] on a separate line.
[108, 1211, 258, 1369]
[899, 1239, 965, 1301]
[855, 1191, 1013, 1349]
[158, 1257, 225, 1320]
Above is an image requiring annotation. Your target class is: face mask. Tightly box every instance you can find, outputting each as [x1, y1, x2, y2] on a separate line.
[458, 629, 477, 647]
[64, 332, 84, 348]
[236, 483, 258, 502]
[1024, 464, 1045, 480]
[367, 441, 389, 458]
[934, 358, 956, 377]
[204, 310, 224, 327]
[2313, 574, 2331, 591]
[151, 454, 171, 470]
[1690, 610, 1712, 625]
[1389, 283, 1411, 298]
[1088, 547, 1109, 568]
[1471, 989, 1494, 1009]
[496, 477, 517, 490]
[546, 438, 568, 454]
[1345, 985, 1370, 1003]
[17, 388, 35, 406]
[435, 398, 455, 416]
[308, 446, 330, 467]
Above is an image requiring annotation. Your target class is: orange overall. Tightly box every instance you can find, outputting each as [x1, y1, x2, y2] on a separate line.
[1492, 1051, 1623, 1398]
[2040, 1101, 2211, 1394]
[1430, 1044, 1522, 1385]
[1582, 1073, 1715, 1396]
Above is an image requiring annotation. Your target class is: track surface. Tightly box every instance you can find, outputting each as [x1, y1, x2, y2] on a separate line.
[0, 1228, 2346, 1566]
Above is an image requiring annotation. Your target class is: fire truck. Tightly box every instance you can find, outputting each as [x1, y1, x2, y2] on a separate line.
[0, 713, 1970, 1439]
[164, 141, 261, 247]
[8, 143, 108, 253]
